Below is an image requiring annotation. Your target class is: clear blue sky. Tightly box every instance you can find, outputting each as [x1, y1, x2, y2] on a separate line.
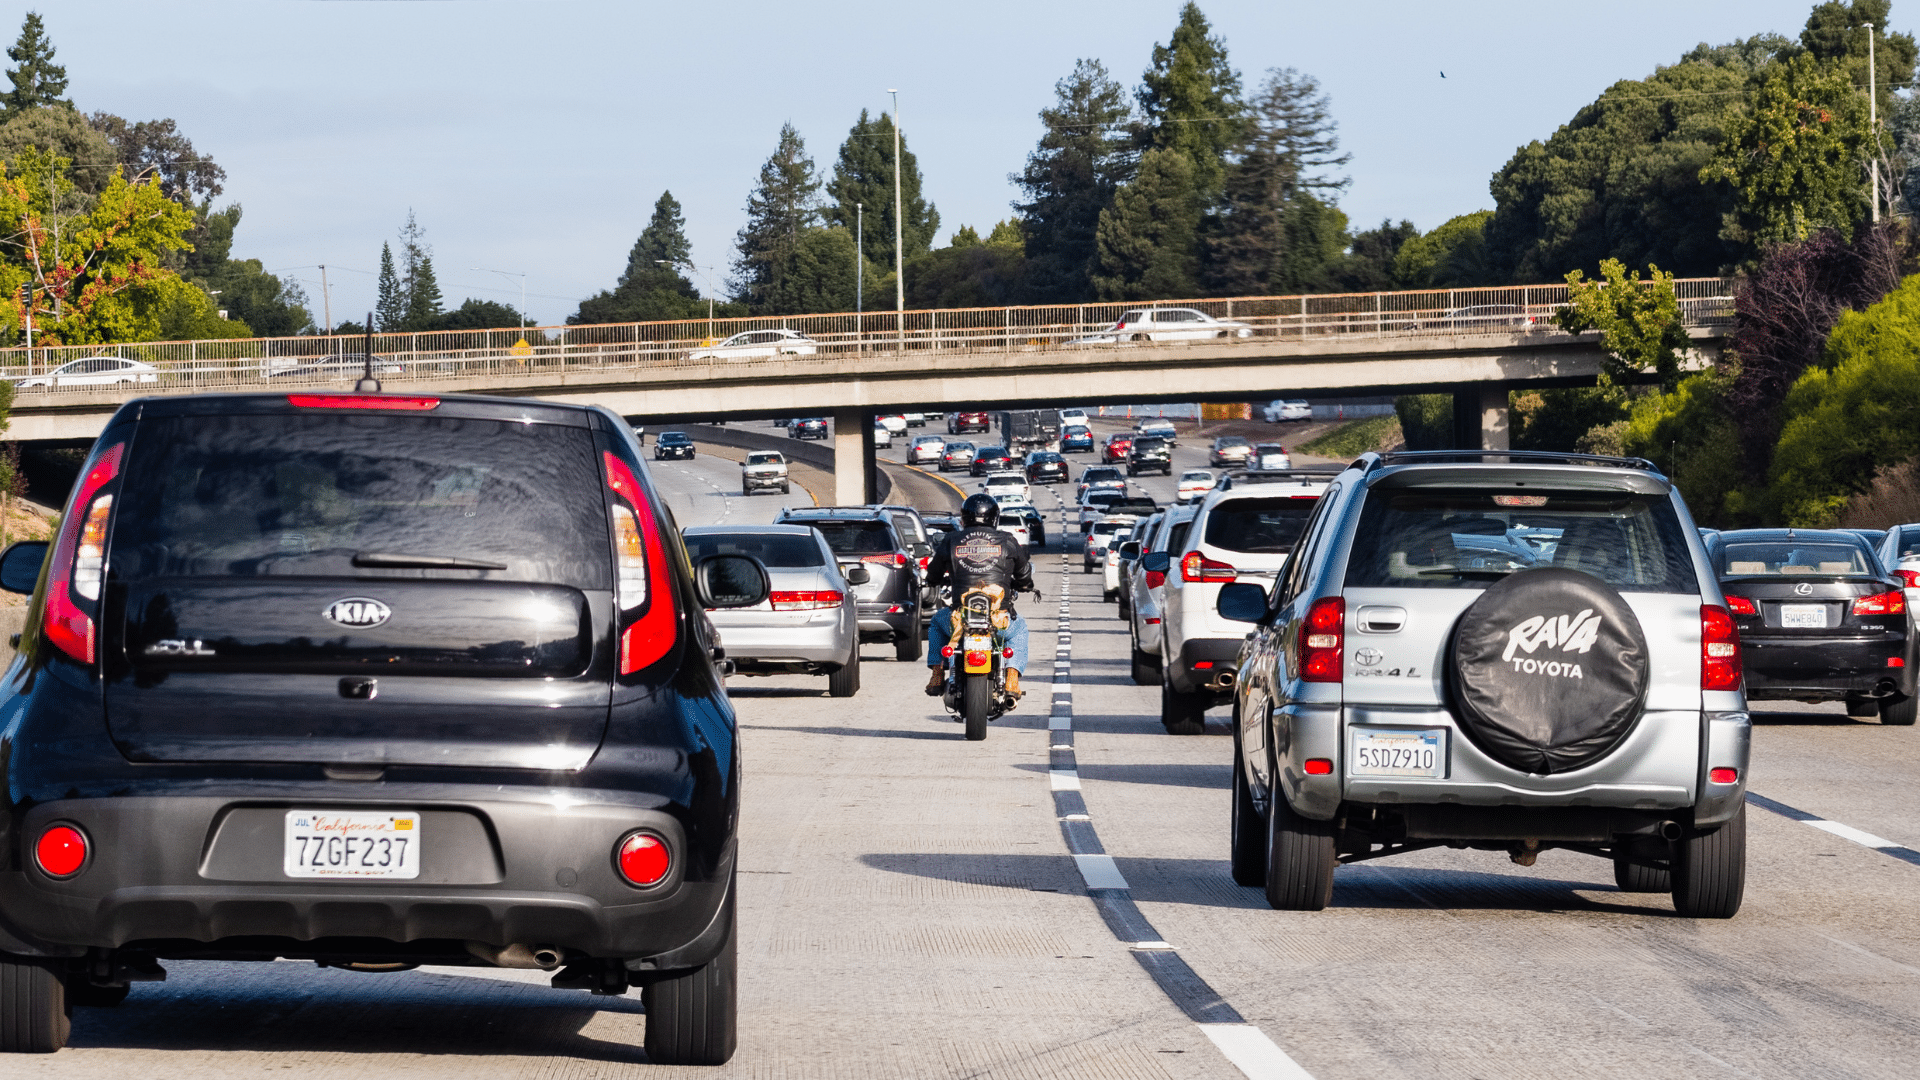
[49, 0, 1876, 327]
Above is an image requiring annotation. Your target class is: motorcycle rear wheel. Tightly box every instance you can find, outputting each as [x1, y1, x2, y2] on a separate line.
[962, 675, 990, 741]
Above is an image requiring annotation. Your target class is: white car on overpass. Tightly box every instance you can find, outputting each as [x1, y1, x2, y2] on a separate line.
[13, 355, 160, 388]
[1072, 307, 1255, 344]
[686, 328, 818, 361]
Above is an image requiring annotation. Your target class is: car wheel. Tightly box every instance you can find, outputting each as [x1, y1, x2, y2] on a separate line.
[1230, 730, 1269, 887]
[1883, 694, 1918, 726]
[1612, 851, 1671, 893]
[1103, 588, 1117, 602]
[895, 626, 923, 663]
[1130, 627, 1158, 686]
[1082, 561, 1093, 575]
[741, 486, 751, 496]
[1161, 671, 1206, 735]
[781, 484, 790, 495]
[1264, 791, 1336, 911]
[641, 897, 738, 1065]
[63, 977, 129, 1008]
[1671, 804, 1746, 919]
[0, 956, 69, 1052]
[828, 646, 860, 698]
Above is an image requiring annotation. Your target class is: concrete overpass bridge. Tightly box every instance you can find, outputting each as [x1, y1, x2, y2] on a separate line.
[1, 279, 1731, 503]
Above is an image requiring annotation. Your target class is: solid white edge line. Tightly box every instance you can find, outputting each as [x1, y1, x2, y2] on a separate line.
[1805, 818, 1901, 850]
[1071, 853, 1129, 890]
[1201, 1023, 1317, 1080]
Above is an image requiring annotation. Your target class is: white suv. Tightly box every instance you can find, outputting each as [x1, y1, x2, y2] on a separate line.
[1147, 476, 1328, 734]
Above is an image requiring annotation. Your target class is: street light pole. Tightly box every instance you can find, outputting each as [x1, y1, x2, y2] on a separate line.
[660, 259, 719, 340]
[856, 202, 864, 354]
[318, 264, 332, 333]
[470, 266, 528, 332]
[1870, 23, 1881, 223]
[889, 89, 903, 343]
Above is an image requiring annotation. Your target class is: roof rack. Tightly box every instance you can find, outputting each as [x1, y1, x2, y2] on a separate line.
[1368, 450, 1663, 473]
[1217, 466, 1341, 490]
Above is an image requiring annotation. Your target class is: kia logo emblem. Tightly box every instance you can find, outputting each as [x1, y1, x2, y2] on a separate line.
[325, 598, 392, 628]
[1794, 582, 1813, 596]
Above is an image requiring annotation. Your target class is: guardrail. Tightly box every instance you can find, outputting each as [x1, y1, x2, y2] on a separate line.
[0, 279, 1734, 399]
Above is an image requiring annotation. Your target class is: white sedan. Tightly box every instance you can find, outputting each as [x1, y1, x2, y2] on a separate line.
[14, 355, 160, 388]
[1262, 399, 1312, 422]
[686, 329, 818, 361]
[1176, 470, 1217, 503]
[1072, 307, 1255, 344]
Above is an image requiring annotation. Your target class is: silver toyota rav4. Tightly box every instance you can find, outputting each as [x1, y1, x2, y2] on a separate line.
[1218, 451, 1751, 918]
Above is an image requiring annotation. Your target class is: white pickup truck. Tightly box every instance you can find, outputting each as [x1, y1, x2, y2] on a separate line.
[741, 450, 791, 496]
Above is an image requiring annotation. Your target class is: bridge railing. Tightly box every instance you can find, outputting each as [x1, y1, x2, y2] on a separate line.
[0, 279, 1734, 398]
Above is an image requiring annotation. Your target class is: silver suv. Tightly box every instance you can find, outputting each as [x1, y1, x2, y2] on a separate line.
[1127, 504, 1200, 686]
[1217, 451, 1751, 919]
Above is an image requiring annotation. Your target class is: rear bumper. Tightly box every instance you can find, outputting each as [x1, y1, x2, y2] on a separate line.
[1165, 638, 1245, 694]
[0, 791, 730, 964]
[714, 618, 850, 665]
[1742, 636, 1910, 698]
[856, 601, 916, 640]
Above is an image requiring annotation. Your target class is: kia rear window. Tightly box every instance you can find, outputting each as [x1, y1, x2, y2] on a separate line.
[110, 414, 610, 589]
[1344, 489, 1697, 592]
[684, 531, 825, 568]
[798, 520, 898, 555]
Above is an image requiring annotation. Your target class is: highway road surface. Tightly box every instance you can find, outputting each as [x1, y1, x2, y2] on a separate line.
[17, 417, 1920, 1079]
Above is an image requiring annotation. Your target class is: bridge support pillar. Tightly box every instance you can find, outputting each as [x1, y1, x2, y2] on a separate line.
[833, 408, 876, 505]
[1451, 387, 1510, 451]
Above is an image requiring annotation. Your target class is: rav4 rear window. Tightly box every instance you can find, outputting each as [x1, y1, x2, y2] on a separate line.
[795, 520, 898, 555]
[111, 414, 610, 588]
[1344, 489, 1698, 593]
[1204, 497, 1317, 555]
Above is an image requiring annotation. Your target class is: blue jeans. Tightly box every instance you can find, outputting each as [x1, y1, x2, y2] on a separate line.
[928, 607, 1030, 673]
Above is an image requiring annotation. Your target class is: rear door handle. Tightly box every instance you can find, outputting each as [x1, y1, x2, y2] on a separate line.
[1355, 605, 1406, 633]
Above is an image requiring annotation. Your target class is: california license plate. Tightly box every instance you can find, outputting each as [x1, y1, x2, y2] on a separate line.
[284, 811, 421, 879]
[1349, 728, 1446, 778]
[1781, 604, 1827, 629]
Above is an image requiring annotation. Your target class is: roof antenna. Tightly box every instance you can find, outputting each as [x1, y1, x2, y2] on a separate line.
[355, 311, 381, 393]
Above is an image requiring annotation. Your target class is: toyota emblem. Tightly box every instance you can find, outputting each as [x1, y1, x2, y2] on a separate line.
[1794, 582, 1813, 596]
[1354, 647, 1384, 667]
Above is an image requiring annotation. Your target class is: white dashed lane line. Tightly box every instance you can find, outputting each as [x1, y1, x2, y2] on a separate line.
[1037, 492, 1316, 1080]
[1746, 792, 1920, 867]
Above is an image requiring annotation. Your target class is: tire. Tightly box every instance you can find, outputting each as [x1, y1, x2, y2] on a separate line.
[1130, 628, 1158, 686]
[642, 902, 738, 1065]
[1264, 792, 1336, 911]
[63, 978, 129, 1008]
[895, 626, 923, 662]
[781, 484, 790, 495]
[1103, 588, 1117, 602]
[1161, 672, 1206, 735]
[1671, 803, 1746, 919]
[1612, 853, 1671, 893]
[0, 956, 69, 1052]
[1230, 735, 1268, 888]
[958, 674, 990, 741]
[828, 646, 860, 698]
[741, 486, 751, 497]
[1082, 561, 1093, 575]
[1883, 694, 1919, 726]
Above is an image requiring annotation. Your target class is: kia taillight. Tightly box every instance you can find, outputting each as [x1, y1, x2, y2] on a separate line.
[1300, 597, 1344, 682]
[1725, 595, 1757, 616]
[604, 451, 676, 675]
[1853, 590, 1907, 616]
[771, 590, 844, 610]
[1181, 551, 1237, 582]
[1701, 604, 1742, 691]
[44, 442, 123, 664]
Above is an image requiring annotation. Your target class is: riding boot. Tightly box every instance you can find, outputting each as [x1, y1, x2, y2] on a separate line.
[1005, 668, 1022, 698]
[925, 667, 945, 696]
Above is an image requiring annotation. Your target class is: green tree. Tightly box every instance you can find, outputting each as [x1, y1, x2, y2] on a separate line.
[85, 113, 226, 207]
[431, 298, 523, 331]
[1615, 366, 1747, 526]
[375, 242, 403, 331]
[1800, 1, 1917, 118]
[1702, 52, 1878, 246]
[394, 210, 442, 330]
[176, 203, 310, 337]
[824, 110, 938, 271]
[1393, 210, 1495, 288]
[1091, 147, 1201, 299]
[1335, 219, 1419, 291]
[1271, 192, 1349, 293]
[1553, 258, 1693, 390]
[1202, 67, 1347, 295]
[905, 222, 1027, 308]
[1, 12, 67, 117]
[1135, 1, 1243, 203]
[571, 190, 709, 324]
[623, 190, 693, 279]
[0, 107, 114, 196]
[731, 122, 821, 312]
[758, 226, 861, 315]
[1014, 59, 1134, 303]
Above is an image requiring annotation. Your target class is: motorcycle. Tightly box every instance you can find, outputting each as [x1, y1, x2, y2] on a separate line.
[939, 583, 1029, 740]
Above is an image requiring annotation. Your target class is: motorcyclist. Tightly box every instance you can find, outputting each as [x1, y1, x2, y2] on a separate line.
[924, 493, 1034, 700]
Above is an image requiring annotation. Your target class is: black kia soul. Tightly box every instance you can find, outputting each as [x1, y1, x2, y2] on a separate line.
[0, 392, 769, 1062]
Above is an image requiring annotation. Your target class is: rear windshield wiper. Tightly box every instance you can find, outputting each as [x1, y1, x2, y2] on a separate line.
[1416, 566, 1517, 579]
[353, 551, 508, 570]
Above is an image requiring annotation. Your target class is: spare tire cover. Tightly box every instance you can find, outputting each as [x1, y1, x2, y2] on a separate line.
[1448, 568, 1650, 775]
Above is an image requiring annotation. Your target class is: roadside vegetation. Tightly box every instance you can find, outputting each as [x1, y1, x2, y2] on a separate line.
[1299, 413, 1401, 459]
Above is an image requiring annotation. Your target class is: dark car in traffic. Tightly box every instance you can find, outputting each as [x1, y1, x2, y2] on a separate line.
[971, 445, 1013, 477]
[654, 430, 695, 460]
[1710, 529, 1916, 724]
[0, 391, 768, 1061]
[774, 506, 923, 661]
[1025, 450, 1069, 484]
[789, 417, 828, 440]
[1061, 425, 1094, 453]
[1127, 435, 1172, 476]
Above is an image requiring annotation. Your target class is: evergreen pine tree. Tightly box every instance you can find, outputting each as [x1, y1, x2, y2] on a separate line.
[621, 191, 694, 285]
[731, 123, 822, 311]
[824, 110, 939, 270]
[2, 12, 68, 117]
[375, 242, 405, 331]
[1136, 2, 1243, 203]
[1201, 68, 1348, 294]
[1014, 59, 1134, 303]
[1091, 148, 1201, 300]
[406, 254, 443, 330]
[570, 191, 707, 324]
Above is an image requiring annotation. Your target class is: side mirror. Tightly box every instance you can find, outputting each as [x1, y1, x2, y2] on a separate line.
[695, 554, 770, 609]
[1217, 582, 1268, 623]
[1140, 551, 1171, 573]
[0, 541, 48, 595]
[1119, 541, 1141, 560]
[843, 564, 872, 585]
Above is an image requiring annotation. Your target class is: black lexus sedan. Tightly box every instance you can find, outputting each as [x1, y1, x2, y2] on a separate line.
[654, 430, 696, 460]
[1710, 528, 1917, 724]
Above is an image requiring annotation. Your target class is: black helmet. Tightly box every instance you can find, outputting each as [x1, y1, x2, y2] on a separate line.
[961, 493, 1001, 528]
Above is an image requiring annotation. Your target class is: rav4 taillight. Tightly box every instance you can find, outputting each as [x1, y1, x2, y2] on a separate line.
[1300, 597, 1344, 682]
[1853, 590, 1907, 616]
[45, 442, 123, 664]
[1701, 604, 1743, 691]
[1181, 551, 1237, 583]
[603, 451, 677, 675]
